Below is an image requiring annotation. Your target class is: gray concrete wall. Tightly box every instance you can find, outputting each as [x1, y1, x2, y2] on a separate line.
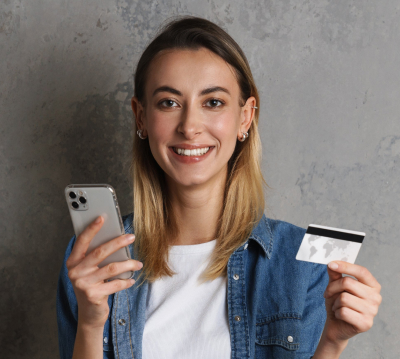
[0, 0, 398, 358]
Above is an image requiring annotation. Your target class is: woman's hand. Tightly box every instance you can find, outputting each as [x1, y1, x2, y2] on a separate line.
[66, 216, 143, 329]
[324, 261, 382, 341]
[314, 261, 382, 358]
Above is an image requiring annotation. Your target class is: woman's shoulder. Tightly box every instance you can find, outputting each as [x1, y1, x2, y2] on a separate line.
[250, 214, 307, 257]
[252, 215, 328, 300]
[265, 216, 305, 232]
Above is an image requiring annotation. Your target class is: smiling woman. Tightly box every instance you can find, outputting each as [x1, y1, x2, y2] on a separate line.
[57, 16, 382, 359]
[136, 49, 247, 179]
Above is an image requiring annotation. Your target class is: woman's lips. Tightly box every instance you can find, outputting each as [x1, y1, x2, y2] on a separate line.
[169, 146, 215, 163]
[172, 147, 210, 156]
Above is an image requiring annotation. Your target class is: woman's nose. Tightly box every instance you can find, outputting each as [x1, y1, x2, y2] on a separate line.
[177, 104, 204, 139]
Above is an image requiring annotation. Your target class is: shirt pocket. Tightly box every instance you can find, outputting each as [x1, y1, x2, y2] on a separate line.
[255, 315, 301, 358]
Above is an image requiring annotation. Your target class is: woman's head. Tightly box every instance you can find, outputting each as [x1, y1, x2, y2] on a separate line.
[132, 16, 261, 187]
[134, 47, 255, 189]
[131, 16, 266, 281]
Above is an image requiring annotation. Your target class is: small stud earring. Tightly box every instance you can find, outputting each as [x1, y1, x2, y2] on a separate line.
[238, 132, 249, 142]
[137, 129, 147, 139]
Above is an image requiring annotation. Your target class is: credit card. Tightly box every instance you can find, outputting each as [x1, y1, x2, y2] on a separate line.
[296, 224, 365, 265]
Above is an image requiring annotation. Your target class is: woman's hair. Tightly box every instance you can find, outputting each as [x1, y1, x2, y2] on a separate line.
[132, 16, 266, 281]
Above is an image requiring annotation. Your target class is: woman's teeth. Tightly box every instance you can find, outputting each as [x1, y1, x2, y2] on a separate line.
[173, 147, 210, 156]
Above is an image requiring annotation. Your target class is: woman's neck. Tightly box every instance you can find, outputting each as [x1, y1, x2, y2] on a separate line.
[166, 174, 226, 246]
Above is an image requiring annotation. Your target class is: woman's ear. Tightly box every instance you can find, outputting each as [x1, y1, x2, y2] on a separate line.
[238, 96, 257, 138]
[131, 96, 146, 134]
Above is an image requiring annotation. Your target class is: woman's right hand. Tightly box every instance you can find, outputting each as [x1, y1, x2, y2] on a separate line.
[66, 216, 143, 329]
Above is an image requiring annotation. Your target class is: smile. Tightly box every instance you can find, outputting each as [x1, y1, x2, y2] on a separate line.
[172, 147, 211, 156]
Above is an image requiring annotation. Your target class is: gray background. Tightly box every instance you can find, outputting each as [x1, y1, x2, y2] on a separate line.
[0, 0, 398, 358]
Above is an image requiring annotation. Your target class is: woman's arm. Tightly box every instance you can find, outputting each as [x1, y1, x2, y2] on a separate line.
[57, 216, 142, 359]
[72, 324, 104, 359]
[312, 327, 348, 358]
[312, 261, 382, 359]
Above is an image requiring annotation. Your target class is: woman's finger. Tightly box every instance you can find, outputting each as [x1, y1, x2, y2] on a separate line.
[327, 261, 381, 291]
[324, 275, 369, 299]
[82, 233, 136, 268]
[78, 278, 137, 307]
[333, 306, 374, 334]
[84, 259, 143, 285]
[96, 277, 137, 297]
[326, 265, 342, 284]
[331, 291, 378, 317]
[66, 216, 104, 268]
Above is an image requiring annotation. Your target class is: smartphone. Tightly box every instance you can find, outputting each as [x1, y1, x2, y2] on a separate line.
[65, 184, 133, 280]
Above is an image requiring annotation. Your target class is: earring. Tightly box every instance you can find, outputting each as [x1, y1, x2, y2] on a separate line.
[252, 106, 258, 109]
[239, 132, 249, 142]
[137, 129, 147, 139]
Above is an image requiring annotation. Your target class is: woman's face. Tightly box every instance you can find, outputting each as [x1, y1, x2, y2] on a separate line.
[133, 48, 255, 189]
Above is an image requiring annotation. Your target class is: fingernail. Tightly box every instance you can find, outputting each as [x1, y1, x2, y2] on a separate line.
[125, 234, 135, 242]
[328, 262, 339, 270]
[137, 262, 143, 269]
[95, 216, 102, 223]
[129, 279, 136, 285]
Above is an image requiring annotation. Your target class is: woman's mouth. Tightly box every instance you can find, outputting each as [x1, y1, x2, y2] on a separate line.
[172, 147, 211, 156]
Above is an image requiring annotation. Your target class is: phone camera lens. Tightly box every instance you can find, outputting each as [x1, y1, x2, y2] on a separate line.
[79, 197, 87, 204]
[72, 202, 79, 209]
[69, 191, 77, 199]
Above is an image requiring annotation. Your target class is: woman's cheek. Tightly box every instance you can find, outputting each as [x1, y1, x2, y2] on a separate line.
[147, 113, 176, 140]
[210, 112, 240, 142]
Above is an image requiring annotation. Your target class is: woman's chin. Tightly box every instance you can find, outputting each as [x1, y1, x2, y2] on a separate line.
[169, 176, 211, 189]
[165, 167, 228, 191]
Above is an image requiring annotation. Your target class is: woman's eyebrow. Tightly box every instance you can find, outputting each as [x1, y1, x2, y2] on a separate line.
[199, 86, 230, 96]
[152, 86, 182, 97]
[152, 85, 231, 97]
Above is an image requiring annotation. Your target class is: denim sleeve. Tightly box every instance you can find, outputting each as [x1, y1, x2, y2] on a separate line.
[298, 262, 329, 358]
[56, 235, 78, 359]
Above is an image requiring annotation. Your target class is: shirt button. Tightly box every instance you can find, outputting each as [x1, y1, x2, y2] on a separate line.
[233, 274, 239, 280]
[244, 243, 248, 250]
[234, 315, 241, 322]
[118, 318, 126, 326]
[103, 337, 108, 344]
[287, 336, 294, 343]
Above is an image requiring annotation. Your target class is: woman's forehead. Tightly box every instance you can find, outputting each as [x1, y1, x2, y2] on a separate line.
[145, 48, 240, 97]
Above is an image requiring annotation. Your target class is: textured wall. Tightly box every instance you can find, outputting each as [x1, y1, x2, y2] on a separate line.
[0, 0, 398, 358]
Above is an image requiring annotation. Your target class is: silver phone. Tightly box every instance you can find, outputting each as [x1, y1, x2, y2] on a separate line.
[65, 184, 133, 280]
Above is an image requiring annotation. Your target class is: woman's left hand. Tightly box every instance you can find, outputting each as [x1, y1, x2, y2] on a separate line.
[323, 261, 382, 345]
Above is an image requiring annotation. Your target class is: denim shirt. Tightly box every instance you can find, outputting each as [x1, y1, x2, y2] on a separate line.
[57, 213, 329, 359]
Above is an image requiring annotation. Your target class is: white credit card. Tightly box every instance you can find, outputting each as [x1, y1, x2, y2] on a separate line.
[296, 224, 365, 265]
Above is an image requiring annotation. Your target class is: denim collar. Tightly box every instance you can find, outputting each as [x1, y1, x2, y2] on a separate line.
[235, 214, 273, 259]
[123, 212, 273, 259]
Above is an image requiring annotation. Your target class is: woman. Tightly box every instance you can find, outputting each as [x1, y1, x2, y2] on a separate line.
[57, 16, 382, 359]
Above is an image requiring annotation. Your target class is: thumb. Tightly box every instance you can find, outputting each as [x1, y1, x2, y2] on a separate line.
[327, 261, 342, 283]
[324, 262, 342, 321]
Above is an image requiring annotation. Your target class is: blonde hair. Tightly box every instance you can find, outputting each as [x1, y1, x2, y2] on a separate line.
[132, 16, 266, 281]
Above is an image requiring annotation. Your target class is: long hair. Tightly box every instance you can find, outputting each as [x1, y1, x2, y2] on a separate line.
[132, 16, 266, 281]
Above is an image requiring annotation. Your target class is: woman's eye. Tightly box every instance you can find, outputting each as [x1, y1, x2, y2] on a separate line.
[205, 99, 224, 108]
[159, 99, 178, 108]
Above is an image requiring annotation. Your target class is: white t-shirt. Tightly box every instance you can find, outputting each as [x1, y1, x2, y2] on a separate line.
[142, 239, 231, 359]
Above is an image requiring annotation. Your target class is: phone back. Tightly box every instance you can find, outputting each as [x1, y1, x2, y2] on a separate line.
[65, 184, 133, 279]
